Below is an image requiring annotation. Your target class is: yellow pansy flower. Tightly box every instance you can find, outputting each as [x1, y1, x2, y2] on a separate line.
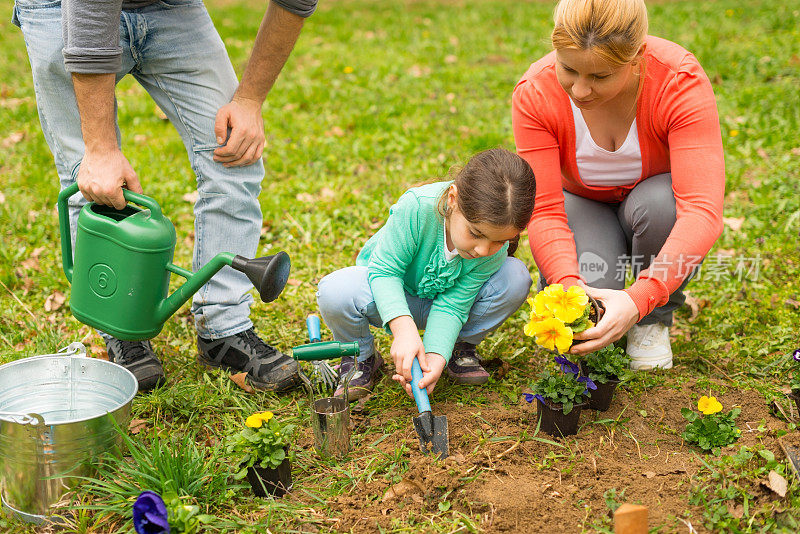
[541, 284, 588, 323]
[245, 415, 264, 428]
[245, 411, 274, 428]
[697, 396, 723, 415]
[527, 317, 573, 354]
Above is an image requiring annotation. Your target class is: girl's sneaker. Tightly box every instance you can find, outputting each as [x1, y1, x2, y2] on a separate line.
[446, 342, 490, 385]
[335, 352, 384, 401]
[627, 323, 673, 370]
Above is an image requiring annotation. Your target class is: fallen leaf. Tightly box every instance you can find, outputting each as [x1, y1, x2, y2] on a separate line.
[382, 479, 423, 502]
[296, 192, 314, 203]
[757, 148, 769, 160]
[716, 248, 737, 257]
[445, 452, 466, 465]
[2, 131, 24, 148]
[182, 190, 199, 203]
[726, 501, 744, 519]
[154, 105, 168, 120]
[128, 419, 148, 435]
[0, 191, 5, 204]
[286, 278, 302, 286]
[684, 294, 710, 322]
[44, 291, 66, 312]
[791, 147, 800, 156]
[230, 372, 254, 393]
[643, 471, 656, 479]
[763, 470, 788, 497]
[785, 299, 800, 309]
[445, 54, 458, 64]
[320, 187, 335, 200]
[21, 256, 40, 271]
[723, 217, 745, 232]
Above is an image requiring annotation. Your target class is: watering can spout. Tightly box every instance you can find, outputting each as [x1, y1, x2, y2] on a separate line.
[156, 252, 291, 325]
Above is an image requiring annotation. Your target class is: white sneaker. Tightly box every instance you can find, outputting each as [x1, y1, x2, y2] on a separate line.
[626, 323, 673, 370]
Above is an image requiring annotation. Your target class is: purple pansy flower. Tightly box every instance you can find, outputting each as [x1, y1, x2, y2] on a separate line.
[577, 375, 597, 393]
[523, 393, 545, 404]
[793, 348, 800, 362]
[554, 355, 580, 376]
[133, 491, 170, 534]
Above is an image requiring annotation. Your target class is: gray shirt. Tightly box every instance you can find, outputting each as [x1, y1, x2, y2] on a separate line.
[62, 0, 318, 73]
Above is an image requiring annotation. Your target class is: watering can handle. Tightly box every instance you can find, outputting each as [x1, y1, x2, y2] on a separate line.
[57, 183, 164, 282]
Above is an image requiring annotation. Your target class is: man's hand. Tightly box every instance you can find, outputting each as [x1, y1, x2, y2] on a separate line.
[213, 97, 265, 167]
[394, 353, 447, 397]
[77, 148, 142, 209]
[569, 287, 640, 355]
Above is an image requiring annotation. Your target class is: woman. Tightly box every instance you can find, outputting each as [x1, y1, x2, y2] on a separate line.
[512, 0, 724, 369]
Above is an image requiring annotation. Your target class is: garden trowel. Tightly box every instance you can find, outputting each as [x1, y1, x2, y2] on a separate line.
[410, 358, 449, 459]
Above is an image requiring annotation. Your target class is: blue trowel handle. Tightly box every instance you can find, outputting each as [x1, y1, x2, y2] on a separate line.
[306, 314, 321, 343]
[410, 358, 431, 413]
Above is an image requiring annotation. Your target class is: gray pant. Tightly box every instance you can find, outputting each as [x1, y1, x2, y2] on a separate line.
[538, 174, 693, 326]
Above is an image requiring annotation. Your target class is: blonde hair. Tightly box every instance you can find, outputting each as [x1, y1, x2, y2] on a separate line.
[551, 0, 648, 67]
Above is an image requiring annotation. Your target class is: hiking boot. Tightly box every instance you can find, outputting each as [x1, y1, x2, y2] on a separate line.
[105, 338, 166, 392]
[335, 352, 383, 402]
[197, 328, 299, 391]
[446, 342, 489, 385]
[627, 323, 673, 370]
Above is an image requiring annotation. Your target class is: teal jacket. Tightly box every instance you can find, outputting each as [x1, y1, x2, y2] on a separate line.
[356, 181, 508, 361]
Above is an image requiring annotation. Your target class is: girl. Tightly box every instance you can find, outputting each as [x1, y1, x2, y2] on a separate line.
[512, 0, 724, 369]
[317, 148, 535, 400]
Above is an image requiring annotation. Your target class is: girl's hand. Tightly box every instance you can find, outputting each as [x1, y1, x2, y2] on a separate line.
[393, 353, 447, 397]
[388, 316, 427, 382]
[569, 287, 640, 355]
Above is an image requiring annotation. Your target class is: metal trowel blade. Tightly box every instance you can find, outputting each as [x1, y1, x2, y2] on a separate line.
[412, 411, 449, 459]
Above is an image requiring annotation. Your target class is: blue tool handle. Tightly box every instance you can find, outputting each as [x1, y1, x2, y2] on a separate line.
[306, 314, 321, 343]
[410, 358, 431, 413]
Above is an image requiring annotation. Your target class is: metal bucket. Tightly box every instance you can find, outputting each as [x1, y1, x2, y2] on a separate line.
[0, 342, 137, 523]
[311, 397, 350, 459]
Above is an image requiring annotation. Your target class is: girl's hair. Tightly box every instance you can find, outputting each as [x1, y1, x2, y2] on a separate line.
[551, 0, 648, 67]
[437, 148, 536, 231]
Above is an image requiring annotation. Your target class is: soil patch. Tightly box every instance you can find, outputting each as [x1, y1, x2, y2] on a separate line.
[293, 380, 787, 532]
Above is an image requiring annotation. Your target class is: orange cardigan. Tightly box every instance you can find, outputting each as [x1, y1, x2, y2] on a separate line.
[512, 36, 725, 320]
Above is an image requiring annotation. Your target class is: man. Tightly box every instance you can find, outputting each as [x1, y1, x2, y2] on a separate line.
[13, 0, 318, 391]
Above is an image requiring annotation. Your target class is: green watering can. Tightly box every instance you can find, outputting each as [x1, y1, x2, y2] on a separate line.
[57, 183, 291, 341]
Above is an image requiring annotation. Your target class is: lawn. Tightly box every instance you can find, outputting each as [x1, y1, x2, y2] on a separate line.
[1, 0, 799, 532]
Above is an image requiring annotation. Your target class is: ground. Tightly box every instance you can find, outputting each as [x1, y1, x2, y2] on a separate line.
[0, 0, 799, 532]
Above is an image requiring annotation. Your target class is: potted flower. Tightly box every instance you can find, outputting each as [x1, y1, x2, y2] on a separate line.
[681, 395, 741, 455]
[227, 411, 295, 497]
[580, 344, 632, 412]
[789, 349, 800, 413]
[523, 284, 601, 352]
[524, 356, 596, 437]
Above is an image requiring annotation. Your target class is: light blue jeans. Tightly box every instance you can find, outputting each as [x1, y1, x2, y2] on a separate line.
[317, 258, 533, 362]
[13, 0, 263, 339]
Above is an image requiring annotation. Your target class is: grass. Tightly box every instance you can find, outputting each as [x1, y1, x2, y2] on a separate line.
[0, 0, 799, 532]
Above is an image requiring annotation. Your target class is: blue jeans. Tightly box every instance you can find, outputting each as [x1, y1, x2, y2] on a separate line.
[13, 0, 263, 339]
[316, 258, 533, 362]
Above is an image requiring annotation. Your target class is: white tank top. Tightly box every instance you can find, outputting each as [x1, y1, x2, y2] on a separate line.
[571, 100, 642, 187]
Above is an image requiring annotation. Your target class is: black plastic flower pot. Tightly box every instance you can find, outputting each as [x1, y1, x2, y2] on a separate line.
[570, 296, 604, 348]
[580, 361, 621, 412]
[246, 456, 292, 498]
[536, 398, 586, 437]
[790, 389, 800, 415]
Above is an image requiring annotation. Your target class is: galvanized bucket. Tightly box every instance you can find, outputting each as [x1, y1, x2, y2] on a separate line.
[311, 397, 350, 459]
[0, 342, 137, 523]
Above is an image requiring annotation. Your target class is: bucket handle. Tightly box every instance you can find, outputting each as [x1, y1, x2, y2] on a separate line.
[0, 412, 44, 426]
[57, 342, 87, 358]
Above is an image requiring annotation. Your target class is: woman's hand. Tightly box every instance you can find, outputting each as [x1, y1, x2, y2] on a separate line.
[388, 316, 427, 382]
[394, 353, 447, 397]
[569, 287, 640, 355]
